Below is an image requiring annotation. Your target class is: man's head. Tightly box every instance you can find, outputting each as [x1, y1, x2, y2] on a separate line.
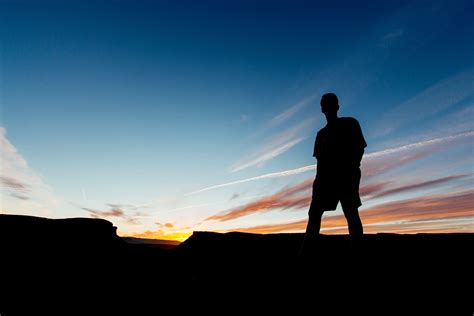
[320, 93, 339, 117]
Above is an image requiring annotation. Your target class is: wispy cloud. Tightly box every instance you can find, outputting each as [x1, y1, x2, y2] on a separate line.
[206, 171, 471, 223]
[188, 131, 473, 195]
[156, 222, 174, 228]
[230, 118, 316, 173]
[186, 164, 316, 195]
[10, 193, 30, 200]
[373, 102, 474, 151]
[359, 181, 391, 197]
[230, 137, 306, 173]
[364, 189, 473, 222]
[230, 219, 307, 234]
[206, 178, 313, 222]
[106, 203, 150, 211]
[0, 176, 29, 192]
[372, 69, 474, 137]
[269, 94, 319, 127]
[326, 217, 474, 234]
[370, 174, 471, 199]
[83, 206, 145, 225]
[0, 127, 60, 215]
[83, 207, 125, 217]
[229, 189, 474, 234]
[362, 131, 474, 177]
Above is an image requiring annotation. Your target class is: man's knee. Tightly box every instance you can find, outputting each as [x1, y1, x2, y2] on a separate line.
[342, 205, 359, 216]
[308, 203, 324, 220]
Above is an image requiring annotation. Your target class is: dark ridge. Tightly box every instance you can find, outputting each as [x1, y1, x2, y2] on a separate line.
[1, 215, 472, 312]
[121, 236, 180, 250]
[0, 214, 124, 248]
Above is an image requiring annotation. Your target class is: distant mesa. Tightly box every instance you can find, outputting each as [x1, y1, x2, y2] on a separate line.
[122, 236, 180, 249]
[0, 214, 125, 249]
[122, 236, 181, 246]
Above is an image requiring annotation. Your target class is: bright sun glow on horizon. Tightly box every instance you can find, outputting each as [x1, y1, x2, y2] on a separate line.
[126, 229, 193, 243]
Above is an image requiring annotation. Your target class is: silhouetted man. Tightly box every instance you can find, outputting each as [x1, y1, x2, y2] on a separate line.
[301, 93, 366, 254]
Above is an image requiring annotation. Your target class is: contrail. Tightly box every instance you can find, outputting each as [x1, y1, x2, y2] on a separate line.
[82, 187, 87, 201]
[186, 130, 473, 196]
[364, 130, 474, 158]
[186, 164, 317, 195]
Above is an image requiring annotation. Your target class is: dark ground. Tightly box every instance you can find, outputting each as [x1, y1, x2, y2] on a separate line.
[1, 215, 472, 313]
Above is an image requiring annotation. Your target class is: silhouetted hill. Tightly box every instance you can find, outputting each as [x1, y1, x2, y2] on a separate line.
[1, 215, 472, 313]
[0, 214, 124, 249]
[122, 236, 180, 249]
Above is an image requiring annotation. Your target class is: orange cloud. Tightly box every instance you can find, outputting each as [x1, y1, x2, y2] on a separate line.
[206, 178, 313, 222]
[370, 174, 470, 199]
[322, 189, 474, 231]
[156, 222, 174, 228]
[229, 189, 474, 234]
[360, 189, 474, 224]
[230, 219, 307, 234]
[322, 217, 474, 234]
[359, 181, 391, 196]
[206, 172, 470, 222]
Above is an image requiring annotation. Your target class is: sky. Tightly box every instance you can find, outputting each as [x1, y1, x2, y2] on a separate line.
[1, 0, 473, 241]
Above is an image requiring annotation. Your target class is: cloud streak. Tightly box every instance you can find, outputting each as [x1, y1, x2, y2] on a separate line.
[370, 174, 471, 199]
[0, 176, 29, 192]
[83, 206, 144, 225]
[363, 131, 473, 177]
[106, 203, 151, 211]
[189, 130, 473, 195]
[230, 137, 306, 173]
[230, 118, 316, 173]
[206, 172, 470, 223]
[325, 217, 474, 234]
[269, 94, 319, 127]
[206, 178, 313, 222]
[83, 207, 125, 217]
[0, 127, 60, 215]
[372, 69, 474, 137]
[186, 164, 316, 195]
[229, 189, 474, 234]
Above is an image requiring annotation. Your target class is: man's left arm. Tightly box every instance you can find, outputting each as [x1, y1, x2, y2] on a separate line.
[353, 119, 367, 164]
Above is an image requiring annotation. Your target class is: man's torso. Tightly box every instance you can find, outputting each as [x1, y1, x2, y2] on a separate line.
[314, 117, 366, 176]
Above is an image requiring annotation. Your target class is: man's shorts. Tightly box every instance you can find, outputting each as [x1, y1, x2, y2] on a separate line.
[309, 168, 362, 213]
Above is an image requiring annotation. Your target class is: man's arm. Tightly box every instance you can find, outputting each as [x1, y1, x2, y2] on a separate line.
[351, 118, 367, 164]
[313, 132, 321, 160]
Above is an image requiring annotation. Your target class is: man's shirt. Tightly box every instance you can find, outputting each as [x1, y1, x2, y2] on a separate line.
[313, 117, 367, 174]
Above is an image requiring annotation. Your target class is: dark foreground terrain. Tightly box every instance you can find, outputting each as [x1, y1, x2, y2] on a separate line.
[1, 215, 472, 313]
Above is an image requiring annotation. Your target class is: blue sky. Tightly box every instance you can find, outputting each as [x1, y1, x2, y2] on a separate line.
[1, 0, 473, 240]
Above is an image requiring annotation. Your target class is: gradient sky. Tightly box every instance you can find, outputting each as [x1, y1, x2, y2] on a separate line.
[1, 0, 473, 241]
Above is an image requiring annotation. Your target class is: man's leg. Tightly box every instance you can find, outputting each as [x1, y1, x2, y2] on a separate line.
[299, 203, 324, 256]
[342, 206, 363, 248]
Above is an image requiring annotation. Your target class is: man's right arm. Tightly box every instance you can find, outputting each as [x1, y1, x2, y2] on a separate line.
[313, 132, 320, 160]
[349, 118, 367, 165]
